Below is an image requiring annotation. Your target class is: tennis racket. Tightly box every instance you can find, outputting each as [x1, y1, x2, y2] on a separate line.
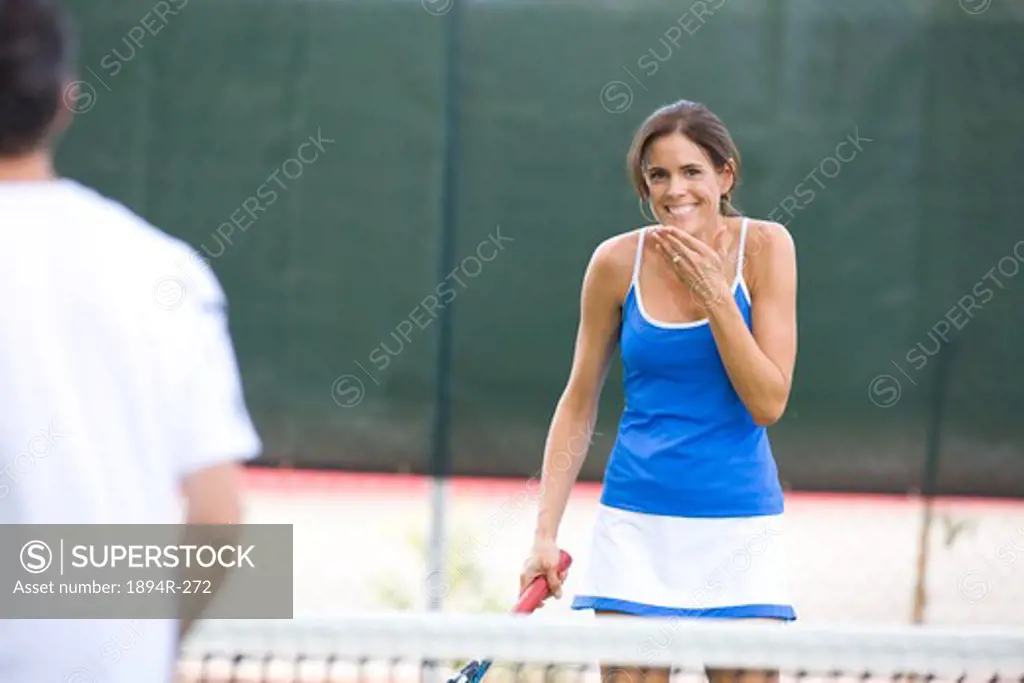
[446, 549, 573, 683]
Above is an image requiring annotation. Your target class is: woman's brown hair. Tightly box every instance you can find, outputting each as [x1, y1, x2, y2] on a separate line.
[626, 100, 742, 217]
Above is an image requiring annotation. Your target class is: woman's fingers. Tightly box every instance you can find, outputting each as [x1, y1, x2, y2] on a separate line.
[651, 228, 700, 281]
[656, 229, 702, 266]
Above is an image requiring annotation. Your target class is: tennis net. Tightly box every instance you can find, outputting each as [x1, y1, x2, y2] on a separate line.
[178, 612, 1024, 683]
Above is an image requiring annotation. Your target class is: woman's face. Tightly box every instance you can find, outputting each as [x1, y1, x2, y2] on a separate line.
[642, 132, 733, 232]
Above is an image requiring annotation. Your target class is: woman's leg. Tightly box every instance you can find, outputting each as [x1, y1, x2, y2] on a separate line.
[600, 665, 671, 683]
[704, 618, 783, 683]
[594, 610, 672, 683]
[704, 669, 778, 683]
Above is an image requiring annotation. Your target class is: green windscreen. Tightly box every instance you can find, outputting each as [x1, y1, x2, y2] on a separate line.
[59, 0, 1024, 497]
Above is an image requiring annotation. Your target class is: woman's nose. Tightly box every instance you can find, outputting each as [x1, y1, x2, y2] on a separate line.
[667, 173, 690, 196]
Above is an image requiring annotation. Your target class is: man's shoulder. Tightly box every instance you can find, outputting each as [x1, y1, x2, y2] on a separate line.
[66, 181, 193, 257]
[65, 179, 223, 305]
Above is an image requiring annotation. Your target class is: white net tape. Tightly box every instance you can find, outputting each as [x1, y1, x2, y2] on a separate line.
[180, 612, 1024, 681]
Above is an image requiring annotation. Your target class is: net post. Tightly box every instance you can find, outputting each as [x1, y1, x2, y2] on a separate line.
[426, 0, 465, 622]
[911, 338, 958, 624]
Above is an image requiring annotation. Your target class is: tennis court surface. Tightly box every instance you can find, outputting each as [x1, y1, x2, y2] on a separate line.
[241, 470, 1024, 626]
[172, 470, 1024, 682]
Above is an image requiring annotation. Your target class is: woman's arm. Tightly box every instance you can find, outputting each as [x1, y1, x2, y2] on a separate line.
[525, 236, 627, 593]
[706, 222, 798, 425]
[652, 221, 797, 426]
[535, 237, 625, 539]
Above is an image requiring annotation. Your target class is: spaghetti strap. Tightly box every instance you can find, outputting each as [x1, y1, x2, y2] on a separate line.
[735, 217, 749, 285]
[632, 227, 646, 286]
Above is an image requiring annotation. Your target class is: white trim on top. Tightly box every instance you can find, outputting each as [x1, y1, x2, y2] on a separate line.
[631, 218, 750, 330]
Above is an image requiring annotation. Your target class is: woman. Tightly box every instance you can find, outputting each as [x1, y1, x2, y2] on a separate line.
[520, 100, 798, 683]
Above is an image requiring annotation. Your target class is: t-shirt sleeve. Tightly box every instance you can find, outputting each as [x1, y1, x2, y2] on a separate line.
[169, 250, 262, 478]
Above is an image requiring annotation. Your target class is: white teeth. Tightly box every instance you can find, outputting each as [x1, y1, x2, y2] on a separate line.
[667, 205, 696, 216]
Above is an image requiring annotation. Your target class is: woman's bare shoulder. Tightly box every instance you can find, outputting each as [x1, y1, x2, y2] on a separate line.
[592, 227, 648, 270]
[586, 227, 647, 300]
[742, 218, 797, 290]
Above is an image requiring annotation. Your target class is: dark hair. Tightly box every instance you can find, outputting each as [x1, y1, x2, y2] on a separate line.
[627, 100, 742, 217]
[0, 0, 74, 156]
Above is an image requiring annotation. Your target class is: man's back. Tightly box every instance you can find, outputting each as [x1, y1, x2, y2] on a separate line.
[0, 178, 262, 682]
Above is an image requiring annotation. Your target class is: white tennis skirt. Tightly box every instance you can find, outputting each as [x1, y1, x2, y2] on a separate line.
[571, 504, 796, 620]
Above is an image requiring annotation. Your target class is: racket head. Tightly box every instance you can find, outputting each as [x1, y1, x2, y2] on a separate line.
[447, 658, 492, 683]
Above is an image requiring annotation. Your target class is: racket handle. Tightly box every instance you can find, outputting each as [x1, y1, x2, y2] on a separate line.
[513, 550, 572, 614]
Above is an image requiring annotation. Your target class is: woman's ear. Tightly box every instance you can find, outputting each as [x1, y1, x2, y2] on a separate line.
[719, 158, 737, 196]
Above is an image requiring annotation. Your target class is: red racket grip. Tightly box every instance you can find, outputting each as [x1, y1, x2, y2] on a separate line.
[513, 550, 572, 614]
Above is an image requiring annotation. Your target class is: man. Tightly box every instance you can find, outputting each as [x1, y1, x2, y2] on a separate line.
[0, 0, 261, 681]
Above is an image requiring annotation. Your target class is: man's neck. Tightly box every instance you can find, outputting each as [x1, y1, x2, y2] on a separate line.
[0, 152, 57, 183]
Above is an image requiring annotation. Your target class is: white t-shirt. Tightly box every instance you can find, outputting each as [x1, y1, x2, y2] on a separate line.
[0, 178, 262, 683]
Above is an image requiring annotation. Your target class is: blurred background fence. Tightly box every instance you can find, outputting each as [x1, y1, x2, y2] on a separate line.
[58, 0, 1024, 499]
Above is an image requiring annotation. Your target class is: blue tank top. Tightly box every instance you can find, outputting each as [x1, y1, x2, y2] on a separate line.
[600, 220, 785, 518]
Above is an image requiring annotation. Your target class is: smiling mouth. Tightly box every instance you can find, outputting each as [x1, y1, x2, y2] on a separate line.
[665, 205, 698, 218]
